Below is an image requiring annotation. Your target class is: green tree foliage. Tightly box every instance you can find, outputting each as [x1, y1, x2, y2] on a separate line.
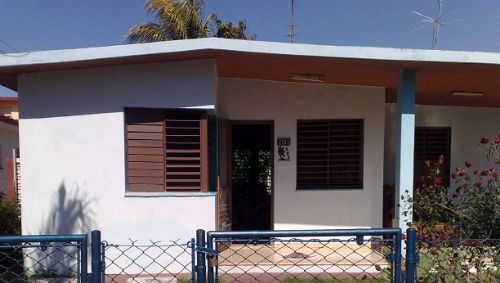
[125, 0, 253, 43]
[125, 0, 215, 42]
[214, 17, 255, 40]
[0, 193, 21, 235]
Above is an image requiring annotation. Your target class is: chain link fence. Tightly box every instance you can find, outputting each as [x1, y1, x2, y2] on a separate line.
[204, 229, 402, 282]
[415, 237, 500, 282]
[102, 239, 194, 283]
[0, 235, 87, 283]
[6, 228, 498, 282]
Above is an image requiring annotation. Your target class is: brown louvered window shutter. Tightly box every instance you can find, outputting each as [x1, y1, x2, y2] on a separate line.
[414, 127, 451, 187]
[126, 108, 208, 192]
[126, 109, 166, 192]
[297, 119, 363, 189]
[165, 111, 208, 191]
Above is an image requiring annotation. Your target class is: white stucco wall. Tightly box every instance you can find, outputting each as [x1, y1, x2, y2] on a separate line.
[218, 78, 386, 230]
[384, 104, 500, 191]
[18, 59, 217, 243]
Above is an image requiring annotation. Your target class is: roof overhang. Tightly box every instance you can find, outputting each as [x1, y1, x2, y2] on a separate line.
[1, 38, 500, 107]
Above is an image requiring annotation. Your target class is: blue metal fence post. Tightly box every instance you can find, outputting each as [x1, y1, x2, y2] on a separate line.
[190, 238, 196, 283]
[81, 234, 88, 283]
[91, 230, 102, 283]
[196, 229, 206, 283]
[100, 242, 106, 283]
[206, 235, 214, 283]
[405, 228, 417, 283]
[394, 229, 402, 283]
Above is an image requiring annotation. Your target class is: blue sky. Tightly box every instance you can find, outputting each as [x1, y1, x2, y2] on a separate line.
[1, 0, 499, 96]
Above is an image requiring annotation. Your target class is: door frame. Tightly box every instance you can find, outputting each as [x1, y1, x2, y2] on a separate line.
[228, 120, 274, 230]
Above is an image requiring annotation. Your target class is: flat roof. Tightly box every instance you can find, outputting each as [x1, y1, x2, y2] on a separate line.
[1, 38, 500, 107]
[2, 38, 500, 68]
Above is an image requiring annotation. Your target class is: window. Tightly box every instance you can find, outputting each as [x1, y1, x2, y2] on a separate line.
[414, 127, 451, 187]
[125, 108, 208, 192]
[297, 119, 363, 190]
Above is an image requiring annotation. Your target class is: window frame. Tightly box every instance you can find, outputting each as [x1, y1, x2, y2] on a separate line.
[124, 107, 210, 193]
[414, 127, 451, 187]
[296, 119, 364, 190]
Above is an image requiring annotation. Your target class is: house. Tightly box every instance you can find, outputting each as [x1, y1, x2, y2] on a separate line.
[0, 97, 19, 198]
[0, 39, 498, 242]
[0, 96, 19, 120]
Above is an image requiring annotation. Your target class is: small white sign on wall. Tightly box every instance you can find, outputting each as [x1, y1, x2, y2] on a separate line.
[277, 137, 291, 161]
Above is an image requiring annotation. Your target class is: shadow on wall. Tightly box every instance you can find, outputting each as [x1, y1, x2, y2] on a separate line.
[41, 182, 96, 235]
[33, 182, 96, 277]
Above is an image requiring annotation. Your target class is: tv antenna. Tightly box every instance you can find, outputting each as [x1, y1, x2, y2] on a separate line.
[288, 0, 295, 43]
[412, 0, 463, 49]
[0, 38, 19, 54]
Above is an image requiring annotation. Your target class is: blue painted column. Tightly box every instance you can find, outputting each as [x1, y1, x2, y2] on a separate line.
[395, 68, 416, 233]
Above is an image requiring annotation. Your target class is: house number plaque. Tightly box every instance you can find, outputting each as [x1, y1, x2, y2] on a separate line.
[277, 137, 291, 161]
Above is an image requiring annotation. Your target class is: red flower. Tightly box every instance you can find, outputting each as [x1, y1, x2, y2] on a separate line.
[480, 136, 489, 144]
[475, 181, 482, 189]
[418, 233, 428, 241]
[361, 274, 368, 280]
[495, 137, 500, 144]
[430, 247, 438, 256]
[458, 170, 465, 177]
[433, 177, 442, 185]
[492, 171, 498, 179]
[427, 185, 435, 192]
[375, 264, 382, 271]
[473, 169, 478, 175]
[465, 160, 472, 168]
[452, 191, 459, 198]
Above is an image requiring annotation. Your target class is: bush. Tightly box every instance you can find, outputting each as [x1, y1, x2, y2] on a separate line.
[403, 133, 499, 281]
[0, 193, 22, 281]
[404, 133, 499, 239]
[0, 192, 21, 235]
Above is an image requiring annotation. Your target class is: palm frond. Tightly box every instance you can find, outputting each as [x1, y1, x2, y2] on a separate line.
[125, 0, 221, 42]
[146, 0, 189, 39]
[124, 22, 167, 43]
[200, 13, 217, 38]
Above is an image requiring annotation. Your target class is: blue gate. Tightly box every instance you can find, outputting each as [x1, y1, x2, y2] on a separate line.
[194, 228, 409, 283]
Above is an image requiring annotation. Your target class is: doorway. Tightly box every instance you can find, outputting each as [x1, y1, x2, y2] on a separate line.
[231, 123, 273, 231]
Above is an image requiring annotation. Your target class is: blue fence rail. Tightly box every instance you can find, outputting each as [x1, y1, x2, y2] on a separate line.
[197, 228, 403, 283]
[1, 228, 426, 283]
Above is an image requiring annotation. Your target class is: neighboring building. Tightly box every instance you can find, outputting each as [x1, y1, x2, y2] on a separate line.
[0, 97, 19, 120]
[0, 39, 498, 242]
[0, 97, 18, 197]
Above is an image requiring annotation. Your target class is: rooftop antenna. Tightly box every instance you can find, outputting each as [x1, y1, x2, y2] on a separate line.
[412, 0, 463, 49]
[0, 38, 19, 54]
[288, 0, 295, 43]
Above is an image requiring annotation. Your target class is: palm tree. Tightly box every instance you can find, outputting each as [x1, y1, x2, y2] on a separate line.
[124, 0, 216, 43]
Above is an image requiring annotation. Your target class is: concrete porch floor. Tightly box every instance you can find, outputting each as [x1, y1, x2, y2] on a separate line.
[217, 242, 390, 268]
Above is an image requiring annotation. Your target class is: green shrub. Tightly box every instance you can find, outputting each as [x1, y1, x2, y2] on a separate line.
[403, 133, 500, 282]
[0, 193, 21, 235]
